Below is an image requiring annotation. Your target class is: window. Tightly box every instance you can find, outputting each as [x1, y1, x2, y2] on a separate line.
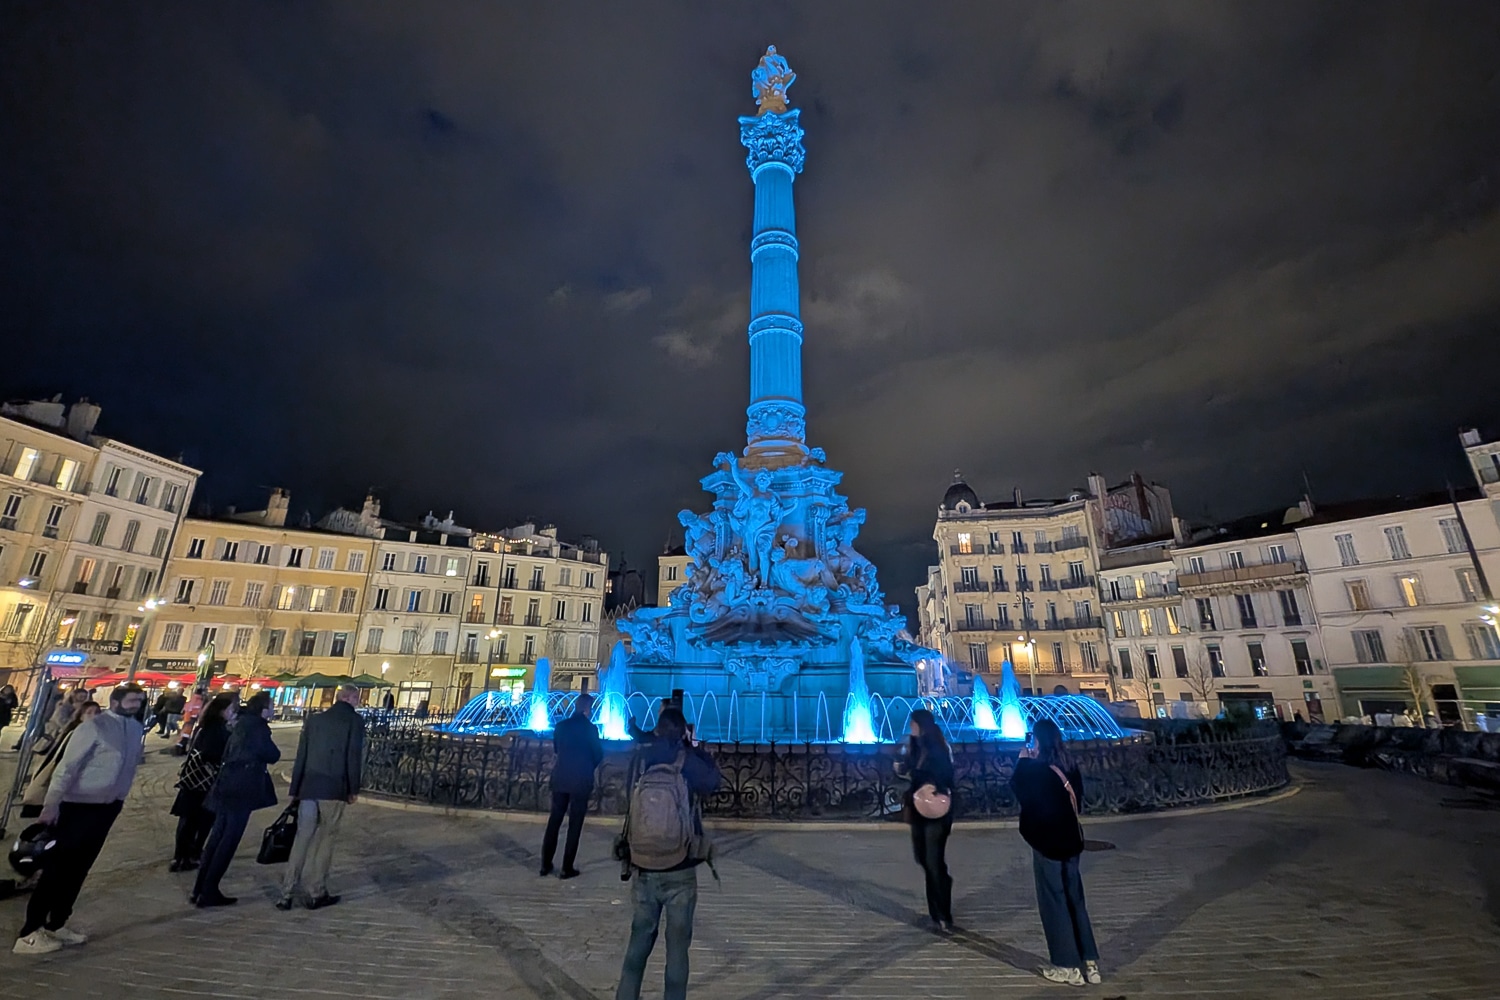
[413, 555, 429, 574]
[122, 618, 141, 649]
[28, 551, 47, 578]
[339, 588, 358, 614]
[1011, 531, 1024, 551]
[579, 634, 595, 662]
[104, 466, 122, 496]
[1138, 608, 1155, 636]
[1398, 575, 1424, 607]
[1171, 645, 1188, 678]
[330, 632, 348, 658]
[400, 629, 418, 655]
[254, 544, 271, 565]
[1196, 597, 1216, 631]
[133, 474, 155, 504]
[960, 566, 979, 587]
[43, 503, 63, 538]
[186, 537, 205, 559]
[1144, 647, 1161, 679]
[1207, 644, 1225, 676]
[1290, 639, 1314, 674]
[272, 586, 294, 611]
[1235, 594, 1257, 628]
[317, 548, 336, 570]
[1129, 576, 1144, 598]
[1016, 565, 1029, 584]
[266, 629, 285, 655]
[1352, 629, 1386, 664]
[1117, 649, 1133, 679]
[554, 599, 567, 621]
[307, 587, 329, 613]
[365, 628, 383, 653]
[196, 626, 219, 649]
[957, 532, 973, 554]
[299, 631, 317, 656]
[1069, 562, 1087, 585]
[1247, 641, 1267, 676]
[1040, 565, 1054, 585]
[1107, 578, 1122, 601]
[1346, 580, 1372, 611]
[1165, 605, 1181, 635]
[1186, 555, 1206, 575]
[995, 604, 1010, 627]
[160, 623, 183, 651]
[74, 558, 96, 589]
[967, 642, 989, 672]
[2, 604, 34, 638]
[286, 547, 303, 568]
[1384, 526, 1411, 560]
[1464, 623, 1500, 660]
[666, 565, 678, 582]
[502, 565, 517, 588]
[438, 591, 454, 615]
[243, 581, 264, 608]
[1278, 589, 1302, 626]
[1050, 642, 1063, 671]
[207, 580, 230, 606]
[559, 567, 572, 587]
[382, 552, 398, 571]
[582, 602, 594, 624]
[90, 613, 112, 642]
[174, 578, 196, 604]
[0, 494, 20, 530]
[54, 458, 80, 490]
[162, 483, 182, 513]
[989, 531, 1002, 551]
[347, 551, 365, 573]
[88, 513, 109, 546]
[374, 588, 390, 611]
[1439, 518, 1467, 555]
[222, 541, 239, 562]
[231, 627, 254, 654]
[135, 570, 155, 599]
[1227, 551, 1245, 570]
[993, 566, 1006, 587]
[11, 447, 39, 480]
[445, 557, 459, 578]
[965, 604, 982, 628]
[1335, 533, 1358, 567]
[474, 560, 492, 587]
[1413, 626, 1448, 662]
[1267, 544, 1287, 564]
[530, 567, 545, 590]
[405, 589, 422, 613]
[1045, 601, 1058, 626]
[584, 572, 597, 589]
[432, 630, 449, 655]
[1074, 600, 1092, 621]
[1456, 567, 1481, 602]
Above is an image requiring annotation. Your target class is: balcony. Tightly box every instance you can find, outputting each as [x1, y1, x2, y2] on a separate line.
[520, 651, 537, 664]
[105, 587, 120, 600]
[528, 581, 546, 592]
[42, 525, 59, 539]
[1038, 580, 1059, 592]
[472, 574, 490, 588]
[1177, 560, 1305, 590]
[0, 516, 17, 531]
[71, 581, 88, 595]
[523, 615, 543, 627]
[948, 545, 981, 556]
[1055, 536, 1089, 552]
[1033, 615, 1103, 631]
[458, 651, 482, 664]
[1034, 540, 1054, 553]
[957, 618, 1000, 632]
[464, 611, 486, 624]
[992, 581, 1010, 592]
[1015, 580, 1033, 592]
[987, 542, 1006, 555]
[1058, 575, 1096, 591]
[1011, 542, 1028, 554]
[495, 612, 514, 625]
[954, 580, 990, 593]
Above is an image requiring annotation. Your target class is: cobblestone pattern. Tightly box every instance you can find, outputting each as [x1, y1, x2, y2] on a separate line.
[0, 729, 1497, 999]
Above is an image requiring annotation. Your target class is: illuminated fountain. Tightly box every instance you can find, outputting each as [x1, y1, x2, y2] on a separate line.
[841, 638, 878, 744]
[971, 675, 999, 733]
[595, 643, 632, 741]
[997, 660, 1028, 740]
[526, 657, 552, 733]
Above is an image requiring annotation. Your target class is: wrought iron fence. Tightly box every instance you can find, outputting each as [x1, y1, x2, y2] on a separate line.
[360, 722, 1288, 822]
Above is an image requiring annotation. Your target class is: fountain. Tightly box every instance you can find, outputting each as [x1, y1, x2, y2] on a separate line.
[526, 657, 552, 732]
[841, 638, 878, 744]
[997, 660, 1028, 740]
[596, 643, 632, 741]
[971, 675, 999, 733]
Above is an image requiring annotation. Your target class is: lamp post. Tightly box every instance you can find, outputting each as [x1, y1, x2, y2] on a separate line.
[484, 627, 501, 693]
[126, 596, 166, 683]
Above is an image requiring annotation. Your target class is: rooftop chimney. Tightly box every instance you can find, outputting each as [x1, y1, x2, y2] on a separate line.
[65, 398, 101, 441]
[265, 488, 290, 527]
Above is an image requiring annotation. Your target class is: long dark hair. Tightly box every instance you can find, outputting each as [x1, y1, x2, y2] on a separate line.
[1031, 718, 1074, 772]
[200, 693, 239, 730]
[243, 691, 274, 718]
[907, 708, 950, 766]
[654, 705, 688, 743]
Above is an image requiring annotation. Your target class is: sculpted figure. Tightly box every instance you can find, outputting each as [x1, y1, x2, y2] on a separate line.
[827, 508, 879, 602]
[727, 455, 794, 588]
[768, 538, 833, 615]
[678, 509, 717, 565]
[751, 45, 796, 114]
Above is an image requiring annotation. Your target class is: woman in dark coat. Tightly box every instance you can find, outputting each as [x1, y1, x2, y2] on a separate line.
[1011, 718, 1100, 987]
[191, 691, 279, 907]
[895, 707, 956, 932]
[0, 683, 18, 731]
[169, 693, 238, 871]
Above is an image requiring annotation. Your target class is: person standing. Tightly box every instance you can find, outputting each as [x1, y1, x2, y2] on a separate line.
[615, 707, 720, 1000]
[21, 702, 100, 818]
[192, 691, 280, 908]
[0, 683, 19, 735]
[160, 688, 188, 738]
[1012, 718, 1101, 987]
[169, 693, 238, 871]
[895, 708, 955, 932]
[541, 693, 605, 879]
[13, 684, 146, 956]
[277, 683, 365, 910]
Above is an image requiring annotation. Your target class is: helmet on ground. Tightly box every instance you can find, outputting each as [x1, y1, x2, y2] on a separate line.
[9, 823, 57, 877]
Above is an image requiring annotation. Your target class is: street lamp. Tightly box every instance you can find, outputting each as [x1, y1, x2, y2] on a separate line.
[126, 596, 166, 682]
[484, 627, 502, 692]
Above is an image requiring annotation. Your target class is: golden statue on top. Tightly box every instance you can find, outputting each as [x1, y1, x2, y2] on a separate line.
[752, 45, 796, 115]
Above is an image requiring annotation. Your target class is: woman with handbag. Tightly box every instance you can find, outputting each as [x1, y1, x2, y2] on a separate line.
[191, 691, 279, 908]
[1012, 718, 1101, 987]
[169, 693, 238, 872]
[895, 708, 955, 932]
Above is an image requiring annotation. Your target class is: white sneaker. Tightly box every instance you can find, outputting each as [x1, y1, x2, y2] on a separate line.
[13, 930, 63, 956]
[49, 926, 87, 947]
[1084, 960, 1102, 984]
[1038, 964, 1085, 986]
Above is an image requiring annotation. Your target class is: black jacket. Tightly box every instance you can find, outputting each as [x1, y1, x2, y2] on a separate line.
[289, 701, 365, 801]
[1011, 757, 1085, 861]
[631, 734, 722, 872]
[192, 718, 232, 765]
[208, 713, 281, 813]
[550, 712, 605, 794]
[897, 737, 956, 822]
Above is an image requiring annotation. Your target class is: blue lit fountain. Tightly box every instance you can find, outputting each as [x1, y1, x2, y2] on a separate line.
[526, 657, 552, 733]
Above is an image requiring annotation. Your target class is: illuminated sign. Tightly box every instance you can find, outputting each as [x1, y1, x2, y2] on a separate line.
[490, 667, 526, 678]
[45, 651, 88, 666]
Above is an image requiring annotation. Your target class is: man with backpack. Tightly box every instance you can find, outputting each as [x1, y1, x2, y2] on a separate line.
[614, 707, 720, 1000]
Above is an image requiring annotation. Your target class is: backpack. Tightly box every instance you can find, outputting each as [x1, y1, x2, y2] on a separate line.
[625, 752, 695, 871]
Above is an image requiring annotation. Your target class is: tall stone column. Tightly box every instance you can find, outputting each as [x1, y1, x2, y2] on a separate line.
[739, 47, 807, 463]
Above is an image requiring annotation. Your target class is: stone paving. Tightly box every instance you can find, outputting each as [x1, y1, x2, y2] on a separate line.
[0, 727, 1496, 999]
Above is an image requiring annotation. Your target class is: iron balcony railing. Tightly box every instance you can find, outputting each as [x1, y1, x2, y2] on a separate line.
[1054, 536, 1090, 552]
[1016, 580, 1033, 592]
[1034, 540, 1054, 553]
[464, 611, 486, 624]
[954, 580, 990, 593]
[523, 615, 543, 627]
[1038, 580, 1059, 592]
[992, 581, 1010, 592]
[1058, 575, 1096, 590]
[1177, 560, 1306, 589]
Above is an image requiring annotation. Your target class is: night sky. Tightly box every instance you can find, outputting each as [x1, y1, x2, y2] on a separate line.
[4, 3, 1500, 615]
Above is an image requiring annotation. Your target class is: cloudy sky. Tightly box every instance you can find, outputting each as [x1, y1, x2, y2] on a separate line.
[4, 2, 1499, 614]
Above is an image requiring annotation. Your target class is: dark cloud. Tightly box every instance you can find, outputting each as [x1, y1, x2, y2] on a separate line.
[4, 1, 1499, 615]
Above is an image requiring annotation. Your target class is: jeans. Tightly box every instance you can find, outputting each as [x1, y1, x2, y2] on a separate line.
[615, 867, 698, 1000]
[174, 804, 214, 862]
[19, 800, 122, 936]
[910, 815, 954, 923]
[1032, 850, 1099, 968]
[281, 799, 346, 900]
[541, 790, 590, 872]
[193, 806, 252, 899]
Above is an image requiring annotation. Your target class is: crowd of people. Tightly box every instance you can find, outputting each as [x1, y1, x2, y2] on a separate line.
[4, 681, 1106, 993]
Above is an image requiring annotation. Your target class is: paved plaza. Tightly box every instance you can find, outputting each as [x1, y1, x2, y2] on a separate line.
[0, 730, 1497, 999]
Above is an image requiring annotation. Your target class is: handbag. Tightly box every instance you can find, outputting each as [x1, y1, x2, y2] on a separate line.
[176, 747, 218, 793]
[912, 783, 951, 819]
[1050, 764, 1091, 848]
[256, 804, 298, 865]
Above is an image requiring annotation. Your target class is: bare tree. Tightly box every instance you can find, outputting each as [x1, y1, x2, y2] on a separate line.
[287, 616, 315, 678]
[1183, 649, 1221, 712]
[1395, 634, 1434, 722]
[0, 593, 70, 705]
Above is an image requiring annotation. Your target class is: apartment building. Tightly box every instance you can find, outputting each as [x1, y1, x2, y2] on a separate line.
[657, 546, 690, 608]
[1097, 540, 1185, 715]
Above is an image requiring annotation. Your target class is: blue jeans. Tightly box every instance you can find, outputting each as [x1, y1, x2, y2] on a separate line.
[1032, 850, 1099, 968]
[615, 867, 698, 1000]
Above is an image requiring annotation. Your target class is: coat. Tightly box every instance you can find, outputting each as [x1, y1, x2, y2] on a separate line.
[207, 713, 281, 813]
[1011, 757, 1086, 861]
[170, 717, 231, 817]
[550, 712, 605, 794]
[288, 701, 365, 802]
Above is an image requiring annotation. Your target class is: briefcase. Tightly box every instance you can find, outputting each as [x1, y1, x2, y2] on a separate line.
[256, 804, 298, 865]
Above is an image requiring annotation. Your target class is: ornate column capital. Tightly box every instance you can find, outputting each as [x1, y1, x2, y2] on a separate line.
[739, 110, 805, 176]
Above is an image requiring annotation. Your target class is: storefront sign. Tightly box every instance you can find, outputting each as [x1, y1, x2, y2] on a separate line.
[74, 639, 123, 655]
[147, 658, 228, 673]
[45, 650, 88, 666]
[490, 667, 527, 678]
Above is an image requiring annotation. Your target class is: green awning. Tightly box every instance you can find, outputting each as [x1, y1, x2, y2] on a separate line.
[1332, 666, 1408, 692]
[285, 672, 347, 688]
[347, 673, 392, 689]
